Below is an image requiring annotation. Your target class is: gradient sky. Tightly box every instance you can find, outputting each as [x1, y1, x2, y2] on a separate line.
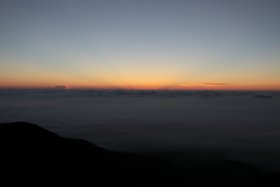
[1, 0, 280, 90]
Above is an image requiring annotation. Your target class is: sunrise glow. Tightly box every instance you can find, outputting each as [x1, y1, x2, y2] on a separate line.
[1, 1, 279, 90]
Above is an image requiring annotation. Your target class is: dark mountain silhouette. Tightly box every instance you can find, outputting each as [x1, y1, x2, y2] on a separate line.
[253, 94, 272, 99]
[0, 122, 279, 186]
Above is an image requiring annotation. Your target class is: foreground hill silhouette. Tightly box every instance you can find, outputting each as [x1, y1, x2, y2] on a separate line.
[0, 122, 279, 186]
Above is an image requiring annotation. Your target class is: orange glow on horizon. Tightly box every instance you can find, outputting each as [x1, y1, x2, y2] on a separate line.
[1, 82, 280, 91]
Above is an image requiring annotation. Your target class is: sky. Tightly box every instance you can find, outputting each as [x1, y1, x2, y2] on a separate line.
[0, 0, 280, 90]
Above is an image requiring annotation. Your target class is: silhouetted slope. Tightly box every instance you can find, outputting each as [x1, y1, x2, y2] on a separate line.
[0, 122, 279, 186]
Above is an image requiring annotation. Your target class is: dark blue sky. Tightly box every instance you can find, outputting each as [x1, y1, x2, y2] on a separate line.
[1, 0, 280, 89]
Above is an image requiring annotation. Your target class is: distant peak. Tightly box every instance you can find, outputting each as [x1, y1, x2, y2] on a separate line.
[54, 85, 66, 90]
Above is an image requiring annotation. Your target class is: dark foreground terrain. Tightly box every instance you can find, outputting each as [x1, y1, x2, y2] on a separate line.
[0, 122, 279, 186]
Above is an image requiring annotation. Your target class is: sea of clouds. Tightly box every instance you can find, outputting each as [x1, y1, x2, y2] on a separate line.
[0, 89, 280, 170]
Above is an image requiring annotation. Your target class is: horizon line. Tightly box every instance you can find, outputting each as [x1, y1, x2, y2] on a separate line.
[0, 86, 280, 92]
